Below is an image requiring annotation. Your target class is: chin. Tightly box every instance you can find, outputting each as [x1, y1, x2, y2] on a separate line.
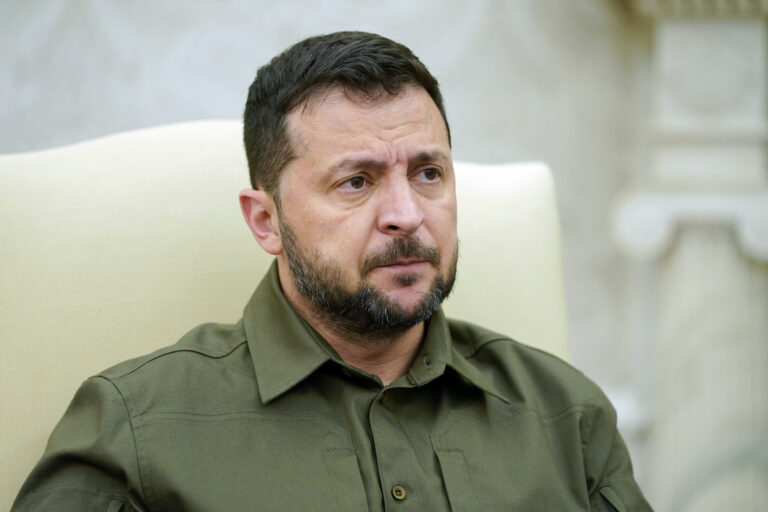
[382, 287, 431, 309]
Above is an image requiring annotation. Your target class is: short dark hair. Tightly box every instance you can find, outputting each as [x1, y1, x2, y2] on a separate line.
[243, 31, 450, 197]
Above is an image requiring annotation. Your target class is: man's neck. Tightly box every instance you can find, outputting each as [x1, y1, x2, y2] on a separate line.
[277, 261, 424, 386]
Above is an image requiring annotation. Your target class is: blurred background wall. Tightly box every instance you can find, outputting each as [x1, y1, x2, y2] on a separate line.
[2, 1, 766, 510]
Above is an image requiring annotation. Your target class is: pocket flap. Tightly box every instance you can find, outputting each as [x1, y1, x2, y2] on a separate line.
[599, 486, 625, 512]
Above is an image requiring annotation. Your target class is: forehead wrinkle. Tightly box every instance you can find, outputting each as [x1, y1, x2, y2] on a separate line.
[296, 86, 407, 127]
[285, 86, 450, 177]
[325, 145, 449, 180]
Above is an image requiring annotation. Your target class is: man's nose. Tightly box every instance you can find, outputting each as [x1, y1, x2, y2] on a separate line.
[376, 177, 424, 236]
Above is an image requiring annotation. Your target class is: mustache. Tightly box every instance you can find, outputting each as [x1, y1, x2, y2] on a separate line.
[360, 236, 440, 276]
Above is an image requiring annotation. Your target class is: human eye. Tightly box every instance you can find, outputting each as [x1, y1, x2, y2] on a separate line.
[338, 175, 369, 191]
[415, 167, 442, 183]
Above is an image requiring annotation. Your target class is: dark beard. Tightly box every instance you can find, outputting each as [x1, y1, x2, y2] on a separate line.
[279, 220, 457, 341]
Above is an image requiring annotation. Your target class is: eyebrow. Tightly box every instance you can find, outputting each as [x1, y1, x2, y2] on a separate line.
[328, 150, 449, 176]
[329, 158, 385, 176]
[410, 150, 449, 167]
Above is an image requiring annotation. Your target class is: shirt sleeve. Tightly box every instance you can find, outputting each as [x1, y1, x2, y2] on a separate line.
[11, 377, 147, 511]
[584, 390, 654, 512]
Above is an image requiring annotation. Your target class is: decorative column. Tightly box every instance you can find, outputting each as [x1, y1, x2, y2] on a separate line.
[616, 2, 768, 511]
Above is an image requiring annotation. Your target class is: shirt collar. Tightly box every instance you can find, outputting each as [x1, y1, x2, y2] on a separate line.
[243, 261, 334, 404]
[408, 307, 510, 404]
[243, 261, 509, 404]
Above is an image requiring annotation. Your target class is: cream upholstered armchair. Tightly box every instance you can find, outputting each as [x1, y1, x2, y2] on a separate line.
[0, 120, 569, 508]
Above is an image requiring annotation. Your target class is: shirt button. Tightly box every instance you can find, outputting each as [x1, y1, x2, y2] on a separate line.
[380, 391, 389, 404]
[391, 485, 406, 501]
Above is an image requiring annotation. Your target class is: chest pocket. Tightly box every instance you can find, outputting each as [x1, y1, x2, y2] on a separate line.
[133, 412, 368, 512]
[431, 409, 591, 512]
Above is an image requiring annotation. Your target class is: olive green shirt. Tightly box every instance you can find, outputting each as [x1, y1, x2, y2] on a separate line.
[13, 263, 651, 511]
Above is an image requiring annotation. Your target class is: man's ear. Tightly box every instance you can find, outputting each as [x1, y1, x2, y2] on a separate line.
[239, 188, 283, 255]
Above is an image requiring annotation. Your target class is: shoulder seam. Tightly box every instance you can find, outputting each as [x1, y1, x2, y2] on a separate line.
[464, 335, 565, 364]
[103, 338, 248, 380]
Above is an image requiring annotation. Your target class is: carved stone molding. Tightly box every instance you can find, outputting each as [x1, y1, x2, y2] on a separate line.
[614, 192, 768, 261]
[630, 0, 768, 17]
[653, 123, 768, 143]
[660, 23, 755, 115]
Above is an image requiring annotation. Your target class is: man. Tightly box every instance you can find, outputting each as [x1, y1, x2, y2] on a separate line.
[13, 32, 651, 511]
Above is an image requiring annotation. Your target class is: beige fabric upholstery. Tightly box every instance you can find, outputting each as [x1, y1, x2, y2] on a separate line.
[0, 120, 569, 508]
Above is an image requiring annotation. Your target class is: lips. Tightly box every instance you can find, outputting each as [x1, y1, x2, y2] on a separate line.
[376, 260, 428, 273]
[382, 258, 427, 267]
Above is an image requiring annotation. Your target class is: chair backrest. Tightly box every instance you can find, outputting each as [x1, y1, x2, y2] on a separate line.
[0, 120, 569, 508]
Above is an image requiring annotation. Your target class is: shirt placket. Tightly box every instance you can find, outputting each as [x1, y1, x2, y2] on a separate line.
[366, 381, 452, 512]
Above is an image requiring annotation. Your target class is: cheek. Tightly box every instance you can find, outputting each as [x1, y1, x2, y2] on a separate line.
[428, 200, 458, 241]
[317, 213, 374, 259]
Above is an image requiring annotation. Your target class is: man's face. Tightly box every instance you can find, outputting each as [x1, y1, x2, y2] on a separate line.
[276, 85, 458, 338]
